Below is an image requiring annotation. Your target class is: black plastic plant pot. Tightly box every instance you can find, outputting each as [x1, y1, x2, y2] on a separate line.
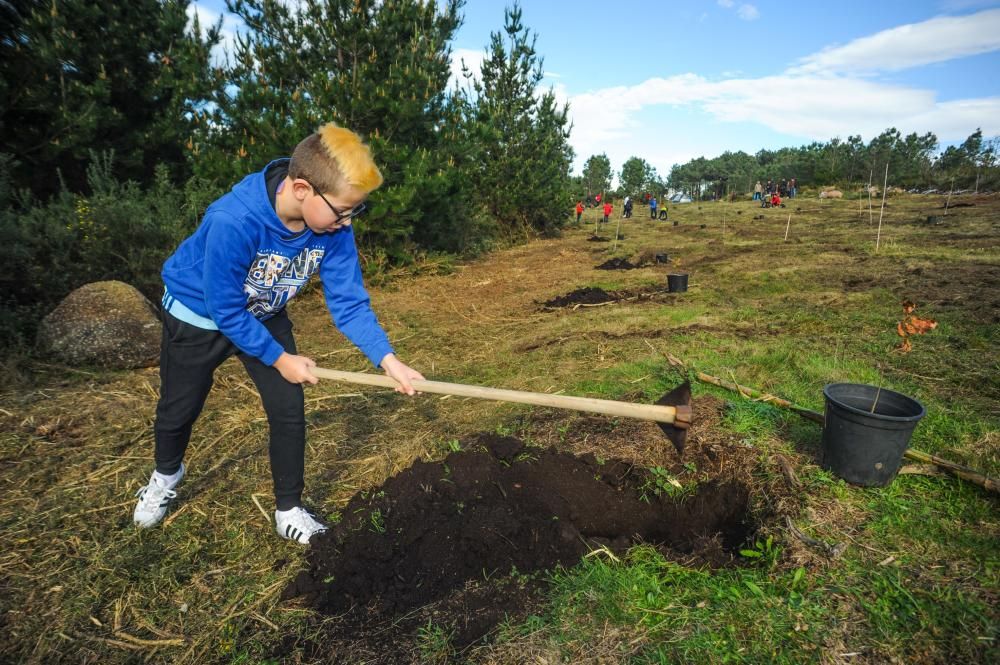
[655, 253, 669, 263]
[673, 220, 679, 226]
[821, 383, 925, 487]
[667, 273, 688, 292]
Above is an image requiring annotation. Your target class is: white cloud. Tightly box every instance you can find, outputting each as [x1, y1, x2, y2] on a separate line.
[561, 8, 1000, 174]
[562, 74, 999, 176]
[791, 8, 1000, 74]
[718, 0, 759, 21]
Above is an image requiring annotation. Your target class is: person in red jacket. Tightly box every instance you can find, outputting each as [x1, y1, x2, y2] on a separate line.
[595, 193, 602, 206]
[575, 201, 584, 226]
[770, 192, 781, 207]
[602, 201, 613, 224]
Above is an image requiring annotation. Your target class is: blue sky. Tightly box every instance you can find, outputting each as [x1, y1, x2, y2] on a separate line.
[190, 0, 1000, 178]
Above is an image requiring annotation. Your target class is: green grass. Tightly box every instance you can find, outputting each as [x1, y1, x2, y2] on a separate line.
[529, 547, 833, 664]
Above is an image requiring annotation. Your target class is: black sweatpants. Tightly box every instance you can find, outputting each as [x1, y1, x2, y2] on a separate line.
[153, 309, 305, 510]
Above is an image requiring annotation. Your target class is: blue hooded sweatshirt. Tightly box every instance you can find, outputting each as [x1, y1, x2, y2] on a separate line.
[161, 159, 393, 368]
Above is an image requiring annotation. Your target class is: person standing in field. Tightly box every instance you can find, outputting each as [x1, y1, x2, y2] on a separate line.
[789, 177, 797, 198]
[575, 200, 584, 226]
[754, 181, 763, 201]
[649, 195, 657, 219]
[602, 200, 612, 224]
[132, 123, 424, 545]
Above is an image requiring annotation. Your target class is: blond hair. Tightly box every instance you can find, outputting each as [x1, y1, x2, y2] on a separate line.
[288, 123, 383, 195]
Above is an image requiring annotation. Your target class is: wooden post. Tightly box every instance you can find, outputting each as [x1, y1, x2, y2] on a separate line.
[875, 162, 889, 252]
[945, 178, 954, 215]
[784, 212, 792, 241]
[612, 206, 622, 251]
[867, 168, 874, 225]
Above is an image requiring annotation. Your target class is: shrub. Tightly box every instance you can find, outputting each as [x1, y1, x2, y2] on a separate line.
[0, 151, 222, 351]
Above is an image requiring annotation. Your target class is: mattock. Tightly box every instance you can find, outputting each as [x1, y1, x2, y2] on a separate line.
[311, 368, 693, 455]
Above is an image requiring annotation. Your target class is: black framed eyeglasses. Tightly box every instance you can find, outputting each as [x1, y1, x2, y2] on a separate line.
[305, 180, 366, 224]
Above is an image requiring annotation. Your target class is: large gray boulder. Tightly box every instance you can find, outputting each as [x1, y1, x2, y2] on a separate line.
[38, 281, 161, 369]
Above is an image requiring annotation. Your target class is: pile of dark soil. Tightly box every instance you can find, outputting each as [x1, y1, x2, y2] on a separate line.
[587, 234, 610, 242]
[595, 257, 641, 270]
[542, 286, 616, 307]
[284, 434, 755, 622]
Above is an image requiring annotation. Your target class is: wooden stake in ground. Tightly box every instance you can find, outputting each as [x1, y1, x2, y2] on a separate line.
[612, 210, 623, 251]
[784, 212, 792, 241]
[867, 168, 874, 225]
[875, 162, 889, 252]
[722, 194, 727, 244]
[945, 177, 955, 215]
[857, 181, 864, 219]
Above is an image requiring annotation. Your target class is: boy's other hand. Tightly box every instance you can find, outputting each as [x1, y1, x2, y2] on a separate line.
[274, 353, 319, 385]
[380, 353, 425, 396]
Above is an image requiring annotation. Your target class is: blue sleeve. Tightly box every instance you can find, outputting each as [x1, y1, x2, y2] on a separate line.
[319, 227, 394, 367]
[202, 213, 286, 365]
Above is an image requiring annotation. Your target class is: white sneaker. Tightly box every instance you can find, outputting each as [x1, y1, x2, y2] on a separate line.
[133, 464, 185, 528]
[275, 507, 327, 545]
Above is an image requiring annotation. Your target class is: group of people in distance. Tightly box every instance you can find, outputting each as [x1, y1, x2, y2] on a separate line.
[575, 177, 800, 224]
[753, 177, 796, 207]
[574, 192, 660, 226]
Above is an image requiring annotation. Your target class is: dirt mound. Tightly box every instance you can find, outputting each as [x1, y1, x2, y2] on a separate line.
[587, 234, 610, 242]
[284, 435, 754, 620]
[595, 257, 641, 270]
[542, 286, 616, 307]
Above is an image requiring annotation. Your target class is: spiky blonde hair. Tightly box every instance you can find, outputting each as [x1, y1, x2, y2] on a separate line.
[288, 123, 383, 195]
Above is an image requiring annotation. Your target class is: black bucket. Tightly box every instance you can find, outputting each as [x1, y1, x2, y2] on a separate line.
[821, 383, 925, 487]
[673, 220, 679, 227]
[655, 253, 669, 263]
[667, 273, 688, 292]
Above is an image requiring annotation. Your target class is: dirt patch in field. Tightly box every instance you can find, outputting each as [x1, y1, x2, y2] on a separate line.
[275, 395, 804, 663]
[542, 286, 617, 307]
[286, 438, 755, 613]
[282, 427, 758, 660]
[595, 257, 642, 270]
[541, 286, 670, 310]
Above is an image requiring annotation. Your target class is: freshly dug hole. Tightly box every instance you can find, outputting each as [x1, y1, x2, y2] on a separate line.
[284, 434, 755, 617]
[595, 257, 641, 270]
[542, 286, 616, 307]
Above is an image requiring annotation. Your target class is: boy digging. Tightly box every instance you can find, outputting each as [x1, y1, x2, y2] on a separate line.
[133, 123, 424, 544]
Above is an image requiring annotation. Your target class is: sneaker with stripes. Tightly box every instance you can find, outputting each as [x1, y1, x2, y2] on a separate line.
[133, 464, 185, 528]
[275, 506, 327, 545]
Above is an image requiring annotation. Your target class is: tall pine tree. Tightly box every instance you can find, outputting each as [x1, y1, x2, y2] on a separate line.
[469, 3, 572, 236]
[0, 0, 221, 197]
[197, 0, 473, 262]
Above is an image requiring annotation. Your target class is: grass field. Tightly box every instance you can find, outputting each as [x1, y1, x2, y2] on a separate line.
[1, 191, 997, 663]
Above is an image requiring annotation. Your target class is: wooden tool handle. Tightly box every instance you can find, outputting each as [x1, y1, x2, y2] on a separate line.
[311, 367, 685, 426]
